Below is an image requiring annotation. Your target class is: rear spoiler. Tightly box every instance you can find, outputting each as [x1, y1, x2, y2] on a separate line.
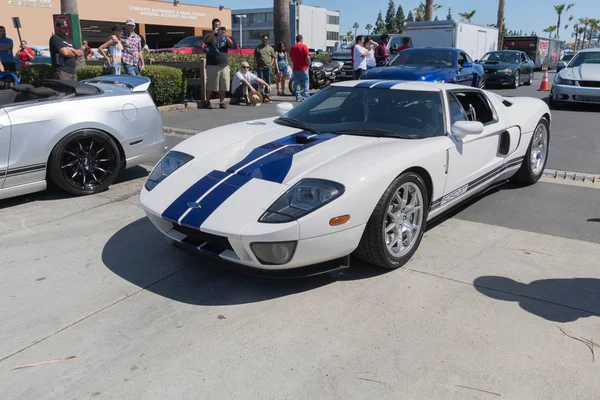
[81, 75, 151, 92]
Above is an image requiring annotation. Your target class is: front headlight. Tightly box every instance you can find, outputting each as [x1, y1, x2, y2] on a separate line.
[555, 76, 576, 86]
[144, 151, 194, 191]
[259, 178, 345, 223]
[497, 68, 513, 74]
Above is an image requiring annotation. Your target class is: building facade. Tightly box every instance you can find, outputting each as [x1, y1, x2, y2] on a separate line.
[232, 5, 339, 52]
[1, 0, 231, 49]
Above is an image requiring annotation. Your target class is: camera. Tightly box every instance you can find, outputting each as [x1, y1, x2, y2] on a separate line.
[218, 27, 226, 31]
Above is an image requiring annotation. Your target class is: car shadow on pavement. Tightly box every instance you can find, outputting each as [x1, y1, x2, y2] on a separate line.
[102, 216, 388, 306]
[473, 276, 600, 323]
[0, 166, 149, 209]
[542, 96, 600, 113]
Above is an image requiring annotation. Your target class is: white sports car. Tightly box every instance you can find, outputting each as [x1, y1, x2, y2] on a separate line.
[140, 80, 550, 277]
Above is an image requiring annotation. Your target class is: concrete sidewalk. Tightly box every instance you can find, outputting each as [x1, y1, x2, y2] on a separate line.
[1, 170, 599, 399]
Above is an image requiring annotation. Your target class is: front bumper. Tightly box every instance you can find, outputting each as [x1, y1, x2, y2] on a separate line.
[143, 207, 365, 277]
[551, 82, 600, 104]
[484, 72, 516, 86]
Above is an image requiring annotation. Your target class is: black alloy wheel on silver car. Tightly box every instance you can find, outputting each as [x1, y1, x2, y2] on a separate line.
[48, 129, 123, 196]
[355, 172, 429, 269]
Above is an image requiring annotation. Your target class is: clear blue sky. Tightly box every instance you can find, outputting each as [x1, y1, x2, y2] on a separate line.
[185, 0, 597, 41]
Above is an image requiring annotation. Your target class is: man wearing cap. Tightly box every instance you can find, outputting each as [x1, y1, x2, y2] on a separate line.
[121, 18, 145, 76]
[49, 20, 83, 80]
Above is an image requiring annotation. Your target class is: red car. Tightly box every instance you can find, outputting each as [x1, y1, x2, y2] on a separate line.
[152, 35, 253, 55]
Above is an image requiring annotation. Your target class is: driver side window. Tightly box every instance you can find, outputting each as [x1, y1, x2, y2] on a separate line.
[458, 53, 466, 67]
[448, 93, 468, 125]
[451, 91, 495, 125]
[521, 53, 527, 63]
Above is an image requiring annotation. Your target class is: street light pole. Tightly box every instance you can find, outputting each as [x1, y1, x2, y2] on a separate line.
[236, 14, 246, 48]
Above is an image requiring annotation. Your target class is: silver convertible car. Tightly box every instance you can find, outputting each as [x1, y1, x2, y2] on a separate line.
[550, 48, 600, 108]
[0, 75, 166, 200]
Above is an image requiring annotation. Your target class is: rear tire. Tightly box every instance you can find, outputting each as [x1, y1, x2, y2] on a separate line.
[354, 172, 429, 269]
[524, 72, 533, 86]
[511, 118, 549, 185]
[48, 129, 123, 196]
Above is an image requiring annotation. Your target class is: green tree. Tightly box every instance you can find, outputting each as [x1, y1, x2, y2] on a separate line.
[446, 7, 452, 20]
[407, 10, 415, 23]
[553, 3, 575, 39]
[434, 16, 439, 21]
[353, 22, 360, 37]
[396, 4, 406, 33]
[543, 25, 557, 38]
[385, 0, 399, 33]
[458, 10, 476, 22]
[346, 31, 354, 41]
[374, 10, 385, 34]
[365, 23, 373, 34]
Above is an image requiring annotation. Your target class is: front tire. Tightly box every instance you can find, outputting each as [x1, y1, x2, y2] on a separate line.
[48, 129, 123, 196]
[511, 118, 549, 185]
[513, 71, 520, 88]
[355, 172, 429, 269]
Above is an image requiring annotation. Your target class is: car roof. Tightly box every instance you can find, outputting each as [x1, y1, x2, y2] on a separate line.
[486, 50, 522, 53]
[332, 79, 471, 92]
[577, 48, 600, 53]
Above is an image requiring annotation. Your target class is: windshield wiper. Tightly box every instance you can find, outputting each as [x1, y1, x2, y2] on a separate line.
[330, 128, 415, 139]
[275, 117, 321, 134]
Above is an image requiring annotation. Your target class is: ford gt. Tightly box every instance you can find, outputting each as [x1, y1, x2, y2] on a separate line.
[0, 75, 166, 200]
[140, 80, 550, 277]
[360, 47, 486, 88]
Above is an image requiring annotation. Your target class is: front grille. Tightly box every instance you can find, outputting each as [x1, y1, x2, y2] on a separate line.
[579, 81, 600, 88]
[172, 224, 233, 251]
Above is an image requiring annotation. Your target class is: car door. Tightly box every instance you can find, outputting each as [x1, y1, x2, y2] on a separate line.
[442, 89, 507, 200]
[455, 52, 475, 86]
[0, 108, 10, 189]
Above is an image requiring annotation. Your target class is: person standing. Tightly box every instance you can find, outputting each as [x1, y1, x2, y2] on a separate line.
[254, 34, 275, 102]
[202, 18, 232, 109]
[121, 18, 145, 76]
[375, 34, 390, 66]
[17, 40, 34, 69]
[353, 35, 369, 79]
[290, 34, 310, 102]
[275, 41, 289, 96]
[49, 20, 83, 80]
[365, 36, 377, 70]
[99, 25, 124, 75]
[395, 37, 411, 54]
[0, 26, 16, 72]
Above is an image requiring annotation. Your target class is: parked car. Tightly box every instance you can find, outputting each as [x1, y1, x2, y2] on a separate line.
[329, 34, 414, 79]
[476, 50, 535, 88]
[139, 80, 550, 277]
[0, 75, 166, 200]
[550, 48, 600, 108]
[557, 54, 574, 72]
[360, 47, 486, 88]
[151, 35, 253, 55]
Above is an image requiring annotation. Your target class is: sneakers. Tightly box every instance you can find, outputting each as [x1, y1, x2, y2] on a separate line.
[202, 100, 227, 109]
[220, 102, 227, 109]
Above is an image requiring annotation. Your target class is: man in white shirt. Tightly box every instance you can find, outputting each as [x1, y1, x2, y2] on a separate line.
[365, 36, 377, 70]
[230, 61, 272, 105]
[353, 35, 369, 79]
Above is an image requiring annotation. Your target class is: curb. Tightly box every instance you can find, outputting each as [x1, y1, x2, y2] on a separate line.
[158, 102, 200, 113]
[162, 126, 201, 136]
[542, 169, 600, 184]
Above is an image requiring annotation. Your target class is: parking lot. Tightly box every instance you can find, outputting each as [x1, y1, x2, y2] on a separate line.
[2, 72, 600, 399]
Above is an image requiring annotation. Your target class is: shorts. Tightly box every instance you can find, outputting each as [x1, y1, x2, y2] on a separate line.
[206, 64, 230, 92]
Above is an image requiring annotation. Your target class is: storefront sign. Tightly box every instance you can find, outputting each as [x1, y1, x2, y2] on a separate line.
[8, 0, 52, 8]
[128, 6, 206, 21]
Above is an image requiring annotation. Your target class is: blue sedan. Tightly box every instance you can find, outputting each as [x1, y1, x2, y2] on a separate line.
[360, 47, 486, 88]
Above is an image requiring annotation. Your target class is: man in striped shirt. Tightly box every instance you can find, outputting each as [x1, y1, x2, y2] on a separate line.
[121, 18, 145, 76]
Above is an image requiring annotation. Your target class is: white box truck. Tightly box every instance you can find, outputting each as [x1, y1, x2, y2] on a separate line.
[403, 20, 499, 61]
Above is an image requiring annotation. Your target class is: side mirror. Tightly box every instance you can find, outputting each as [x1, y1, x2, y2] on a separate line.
[452, 121, 484, 138]
[276, 102, 294, 115]
[378, 61, 387, 67]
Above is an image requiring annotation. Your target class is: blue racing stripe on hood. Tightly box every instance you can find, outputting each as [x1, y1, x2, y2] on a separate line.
[179, 173, 252, 229]
[161, 170, 229, 223]
[227, 132, 305, 173]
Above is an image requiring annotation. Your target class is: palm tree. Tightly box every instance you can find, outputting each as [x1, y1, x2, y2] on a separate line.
[496, 0, 505, 49]
[553, 3, 575, 39]
[415, 2, 442, 21]
[458, 10, 476, 22]
[353, 22, 359, 37]
[274, 0, 291, 52]
[425, 0, 434, 21]
[587, 19, 599, 48]
[543, 25, 557, 38]
[346, 31, 354, 41]
[365, 24, 373, 34]
[578, 17, 589, 47]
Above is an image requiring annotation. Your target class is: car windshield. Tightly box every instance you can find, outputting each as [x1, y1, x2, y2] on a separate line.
[174, 36, 205, 48]
[561, 54, 574, 61]
[275, 86, 444, 139]
[388, 49, 455, 68]
[480, 51, 520, 63]
[568, 51, 600, 67]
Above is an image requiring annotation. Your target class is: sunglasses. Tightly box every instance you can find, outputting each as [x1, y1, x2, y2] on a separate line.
[242, 65, 249, 69]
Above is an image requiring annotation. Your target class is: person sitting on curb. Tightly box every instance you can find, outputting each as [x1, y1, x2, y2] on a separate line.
[230, 62, 272, 105]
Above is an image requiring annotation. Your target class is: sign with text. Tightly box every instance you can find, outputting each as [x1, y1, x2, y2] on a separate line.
[7, 0, 52, 8]
[128, 6, 206, 21]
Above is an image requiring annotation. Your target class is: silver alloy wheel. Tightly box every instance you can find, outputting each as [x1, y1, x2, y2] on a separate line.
[383, 182, 424, 258]
[514, 72, 520, 87]
[530, 122, 548, 175]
